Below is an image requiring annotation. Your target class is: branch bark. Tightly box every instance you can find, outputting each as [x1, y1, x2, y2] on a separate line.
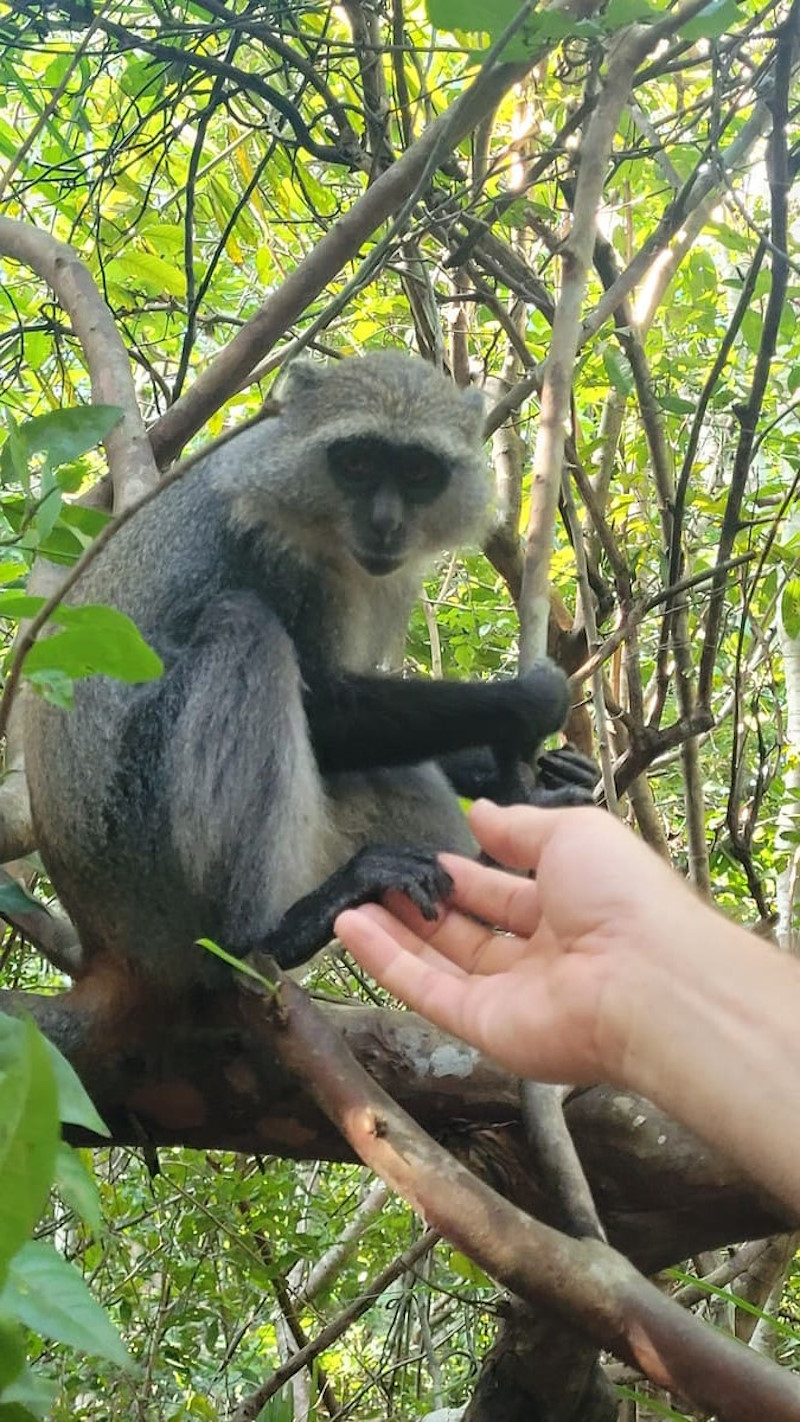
[264, 972, 800, 1422]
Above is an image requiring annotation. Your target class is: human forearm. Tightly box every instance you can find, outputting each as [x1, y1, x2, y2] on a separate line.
[616, 908, 800, 1219]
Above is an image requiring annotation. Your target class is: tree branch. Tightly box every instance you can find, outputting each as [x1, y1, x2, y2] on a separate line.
[262, 971, 800, 1422]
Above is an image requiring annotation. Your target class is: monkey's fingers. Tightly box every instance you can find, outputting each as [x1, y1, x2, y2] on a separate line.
[535, 747, 600, 807]
[257, 845, 454, 970]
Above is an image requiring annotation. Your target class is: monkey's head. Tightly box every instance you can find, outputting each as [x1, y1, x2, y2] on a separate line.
[272, 352, 490, 576]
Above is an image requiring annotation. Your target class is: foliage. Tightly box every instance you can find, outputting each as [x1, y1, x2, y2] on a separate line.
[0, 0, 799, 1416]
[0, 1013, 128, 1419]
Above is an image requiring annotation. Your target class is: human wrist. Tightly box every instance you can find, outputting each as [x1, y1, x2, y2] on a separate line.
[596, 891, 737, 1098]
[608, 901, 800, 1215]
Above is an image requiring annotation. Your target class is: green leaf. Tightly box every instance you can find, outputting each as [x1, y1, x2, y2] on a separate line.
[23, 605, 163, 684]
[1, 420, 29, 493]
[740, 307, 762, 353]
[446, 1249, 491, 1287]
[658, 393, 696, 415]
[0, 1316, 24, 1391]
[0, 594, 45, 621]
[0, 1018, 58, 1277]
[53, 1145, 102, 1234]
[1, 1362, 56, 1421]
[425, 0, 575, 55]
[603, 0, 660, 27]
[781, 579, 800, 641]
[43, 1042, 108, 1136]
[680, 0, 741, 40]
[106, 250, 186, 300]
[59, 504, 111, 540]
[0, 1242, 132, 1369]
[602, 348, 634, 397]
[30, 486, 63, 551]
[196, 938, 278, 989]
[23, 669, 74, 710]
[427, 0, 491, 35]
[0, 563, 26, 586]
[0, 407, 122, 486]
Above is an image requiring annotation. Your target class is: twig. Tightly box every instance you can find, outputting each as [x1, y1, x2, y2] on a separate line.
[697, 0, 800, 708]
[569, 554, 756, 687]
[229, 1229, 437, 1422]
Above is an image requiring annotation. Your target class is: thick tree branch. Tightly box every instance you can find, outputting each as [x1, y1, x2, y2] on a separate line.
[265, 972, 800, 1422]
[0, 219, 160, 861]
[0, 218, 158, 509]
[1, 984, 788, 1275]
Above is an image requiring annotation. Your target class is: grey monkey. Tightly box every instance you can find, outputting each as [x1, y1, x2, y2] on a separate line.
[24, 352, 574, 992]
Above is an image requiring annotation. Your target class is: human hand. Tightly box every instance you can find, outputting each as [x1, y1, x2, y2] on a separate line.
[335, 800, 705, 1086]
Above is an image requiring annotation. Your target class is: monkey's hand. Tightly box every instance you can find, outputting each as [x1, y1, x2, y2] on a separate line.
[493, 660, 570, 762]
[529, 747, 600, 808]
[245, 846, 453, 972]
[440, 745, 599, 808]
[491, 749, 599, 809]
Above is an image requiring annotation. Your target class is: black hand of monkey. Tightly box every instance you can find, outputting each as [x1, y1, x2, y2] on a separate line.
[492, 662, 569, 762]
[308, 658, 569, 775]
[492, 748, 599, 808]
[530, 747, 600, 807]
[245, 846, 453, 972]
[440, 745, 599, 808]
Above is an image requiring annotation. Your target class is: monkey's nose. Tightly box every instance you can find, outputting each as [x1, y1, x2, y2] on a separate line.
[371, 487, 405, 540]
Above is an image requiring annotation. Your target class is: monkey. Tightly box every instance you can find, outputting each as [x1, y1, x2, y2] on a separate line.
[24, 351, 582, 993]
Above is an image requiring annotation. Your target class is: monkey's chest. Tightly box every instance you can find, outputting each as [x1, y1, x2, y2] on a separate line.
[324, 581, 412, 674]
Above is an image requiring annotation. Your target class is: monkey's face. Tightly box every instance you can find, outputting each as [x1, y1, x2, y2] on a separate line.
[327, 436, 453, 576]
[272, 352, 491, 564]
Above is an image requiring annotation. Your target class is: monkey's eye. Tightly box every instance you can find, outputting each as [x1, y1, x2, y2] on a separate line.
[400, 450, 449, 501]
[328, 439, 379, 489]
[405, 458, 438, 484]
[339, 455, 374, 483]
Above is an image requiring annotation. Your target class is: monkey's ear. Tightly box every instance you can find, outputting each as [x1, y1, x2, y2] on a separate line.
[278, 359, 328, 404]
[460, 385, 486, 437]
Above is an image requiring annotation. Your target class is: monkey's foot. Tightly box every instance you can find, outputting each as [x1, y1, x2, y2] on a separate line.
[247, 845, 453, 972]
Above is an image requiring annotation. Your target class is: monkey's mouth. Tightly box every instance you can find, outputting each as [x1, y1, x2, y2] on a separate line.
[354, 549, 405, 576]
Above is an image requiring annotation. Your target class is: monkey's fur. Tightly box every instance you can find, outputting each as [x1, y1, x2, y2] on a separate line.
[25, 352, 571, 990]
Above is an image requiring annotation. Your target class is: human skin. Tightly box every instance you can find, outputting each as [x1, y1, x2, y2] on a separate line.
[335, 800, 800, 1218]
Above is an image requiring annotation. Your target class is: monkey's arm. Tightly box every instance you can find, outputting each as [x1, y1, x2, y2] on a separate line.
[305, 660, 568, 774]
[439, 745, 599, 808]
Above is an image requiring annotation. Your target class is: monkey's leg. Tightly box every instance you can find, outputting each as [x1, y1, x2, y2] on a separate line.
[165, 594, 456, 972]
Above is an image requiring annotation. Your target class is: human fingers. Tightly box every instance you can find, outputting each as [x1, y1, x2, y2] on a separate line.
[337, 900, 530, 977]
[466, 800, 576, 872]
[337, 904, 586, 1080]
[334, 905, 492, 1039]
[436, 853, 542, 939]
